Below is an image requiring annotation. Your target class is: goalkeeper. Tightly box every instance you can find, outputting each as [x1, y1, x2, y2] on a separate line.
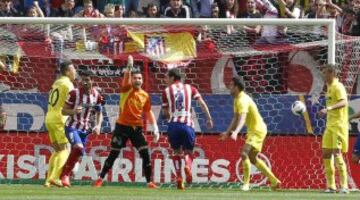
[93, 55, 159, 188]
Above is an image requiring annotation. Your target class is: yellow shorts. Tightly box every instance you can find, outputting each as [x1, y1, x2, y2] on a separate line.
[322, 126, 348, 153]
[246, 132, 266, 152]
[45, 122, 68, 144]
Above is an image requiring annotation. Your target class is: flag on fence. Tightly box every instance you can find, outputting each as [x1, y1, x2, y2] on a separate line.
[126, 31, 196, 64]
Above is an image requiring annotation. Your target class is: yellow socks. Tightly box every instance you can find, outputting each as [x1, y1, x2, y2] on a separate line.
[255, 159, 279, 185]
[53, 149, 70, 180]
[324, 158, 336, 190]
[45, 152, 58, 183]
[335, 154, 348, 189]
[243, 158, 251, 185]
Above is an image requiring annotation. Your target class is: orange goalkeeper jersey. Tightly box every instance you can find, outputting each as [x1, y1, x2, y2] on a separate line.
[117, 71, 151, 127]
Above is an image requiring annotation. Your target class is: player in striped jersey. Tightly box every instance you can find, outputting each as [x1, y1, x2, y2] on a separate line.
[162, 68, 213, 190]
[59, 70, 104, 187]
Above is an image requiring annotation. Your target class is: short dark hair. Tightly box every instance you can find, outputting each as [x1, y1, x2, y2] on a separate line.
[323, 63, 339, 76]
[79, 70, 93, 77]
[59, 60, 73, 75]
[168, 68, 182, 81]
[131, 67, 142, 75]
[232, 76, 245, 91]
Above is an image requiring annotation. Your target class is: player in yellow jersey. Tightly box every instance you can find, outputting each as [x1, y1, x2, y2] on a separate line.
[318, 64, 349, 194]
[220, 76, 281, 191]
[44, 60, 77, 187]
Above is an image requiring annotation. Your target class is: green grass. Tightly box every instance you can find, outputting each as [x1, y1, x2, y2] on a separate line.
[0, 183, 359, 200]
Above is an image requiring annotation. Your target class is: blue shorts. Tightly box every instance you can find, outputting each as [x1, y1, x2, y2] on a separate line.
[353, 133, 360, 156]
[167, 122, 195, 151]
[65, 127, 89, 152]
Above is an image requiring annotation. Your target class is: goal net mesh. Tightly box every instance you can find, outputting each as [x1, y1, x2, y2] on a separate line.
[0, 21, 359, 189]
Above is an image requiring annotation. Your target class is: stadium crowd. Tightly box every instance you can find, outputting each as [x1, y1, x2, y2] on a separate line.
[0, 0, 358, 36]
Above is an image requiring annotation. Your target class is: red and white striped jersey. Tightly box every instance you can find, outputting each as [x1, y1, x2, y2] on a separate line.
[65, 88, 102, 131]
[162, 82, 201, 127]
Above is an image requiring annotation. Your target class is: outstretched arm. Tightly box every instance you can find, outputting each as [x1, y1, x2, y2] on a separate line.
[219, 113, 246, 141]
[197, 97, 213, 129]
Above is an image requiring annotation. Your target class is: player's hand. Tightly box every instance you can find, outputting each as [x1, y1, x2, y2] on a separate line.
[0, 112, 6, 129]
[33, 1, 39, 6]
[153, 131, 160, 143]
[92, 125, 101, 135]
[230, 131, 238, 141]
[127, 55, 133, 71]
[74, 106, 83, 115]
[152, 125, 160, 143]
[206, 119, 213, 129]
[219, 132, 229, 141]
[318, 108, 327, 117]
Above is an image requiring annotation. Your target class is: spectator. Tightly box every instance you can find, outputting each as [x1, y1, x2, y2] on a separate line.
[336, 8, 356, 35]
[24, 0, 45, 11]
[75, 0, 104, 18]
[211, 2, 220, 17]
[164, 0, 192, 18]
[278, 0, 302, 18]
[104, 3, 115, 17]
[56, 0, 77, 17]
[42, 0, 52, 17]
[0, 0, 20, 17]
[239, 0, 262, 35]
[313, 0, 329, 18]
[252, 0, 280, 44]
[27, 1, 45, 17]
[221, 0, 239, 34]
[114, 4, 125, 17]
[351, 2, 360, 35]
[160, 0, 169, 13]
[101, 0, 124, 12]
[223, 0, 238, 18]
[128, 9, 138, 17]
[124, 0, 140, 15]
[310, 0, 342, 18]
[191, 0, 214, 18]
[144, 3, 161, 17]
[304, 0, 317, 18]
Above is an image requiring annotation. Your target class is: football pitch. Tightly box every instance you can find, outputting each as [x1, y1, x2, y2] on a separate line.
[0, 184, 359, 200]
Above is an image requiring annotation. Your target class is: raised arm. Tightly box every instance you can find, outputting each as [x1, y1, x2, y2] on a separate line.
[120, 55, 133, 92]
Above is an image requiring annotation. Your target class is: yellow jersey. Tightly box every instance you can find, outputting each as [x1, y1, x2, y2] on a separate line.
[234, 91, 267, 134]
[45, 76, 74, 125]
[326, 78, 348, 128]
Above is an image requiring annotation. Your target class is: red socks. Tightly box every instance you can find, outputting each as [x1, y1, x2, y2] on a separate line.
[172, 155, 182, 178]
[61, 147, 82, 177]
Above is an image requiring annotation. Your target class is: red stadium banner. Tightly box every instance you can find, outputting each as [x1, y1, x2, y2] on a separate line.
[0, 132, 358, 189]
